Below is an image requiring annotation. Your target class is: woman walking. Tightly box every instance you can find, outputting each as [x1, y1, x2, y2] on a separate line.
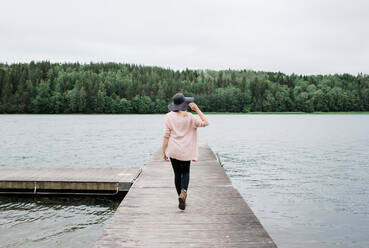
[162, 93, 209, 210]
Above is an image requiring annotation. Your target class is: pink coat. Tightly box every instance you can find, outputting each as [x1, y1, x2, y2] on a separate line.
[164, 111, 209, 161]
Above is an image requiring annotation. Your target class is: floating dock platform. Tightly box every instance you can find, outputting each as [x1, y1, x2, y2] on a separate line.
[0, 168, 141, 197]
[94, 145, 277, 247]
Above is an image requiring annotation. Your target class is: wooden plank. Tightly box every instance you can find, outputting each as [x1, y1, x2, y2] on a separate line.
[94, 145, 277, 248]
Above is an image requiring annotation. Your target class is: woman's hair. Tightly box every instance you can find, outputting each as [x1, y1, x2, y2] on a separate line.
[173, 110, 188, 117]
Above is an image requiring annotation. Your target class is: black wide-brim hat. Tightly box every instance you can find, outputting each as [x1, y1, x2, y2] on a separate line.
[168, 93, 194, 111]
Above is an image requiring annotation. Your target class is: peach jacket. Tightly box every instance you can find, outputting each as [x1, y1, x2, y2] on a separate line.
[164, 111, 209, 161]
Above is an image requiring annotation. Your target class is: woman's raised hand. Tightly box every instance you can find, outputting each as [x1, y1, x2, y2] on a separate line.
[189, 102, 199, 111]
[189, 102, 208, 123]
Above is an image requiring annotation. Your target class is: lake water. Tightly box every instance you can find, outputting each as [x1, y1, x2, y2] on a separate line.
[1, 114, 369, 248]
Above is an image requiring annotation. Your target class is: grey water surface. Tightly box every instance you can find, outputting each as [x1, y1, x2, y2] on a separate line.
[0, 114, 368, 248]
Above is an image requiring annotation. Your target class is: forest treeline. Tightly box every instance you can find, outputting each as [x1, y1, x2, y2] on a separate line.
[0, 61, 368, 114]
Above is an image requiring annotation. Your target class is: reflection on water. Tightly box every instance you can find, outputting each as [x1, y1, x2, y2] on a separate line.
[0, 196, 120, 248]
[0, 114, 369, 248]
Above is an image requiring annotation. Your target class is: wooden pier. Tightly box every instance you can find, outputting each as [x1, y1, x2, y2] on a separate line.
[95, 145, 277, 248]
[0, 168, 141, 196]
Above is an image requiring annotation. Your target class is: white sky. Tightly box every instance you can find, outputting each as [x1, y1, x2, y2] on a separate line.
[1, 0, 369, 75]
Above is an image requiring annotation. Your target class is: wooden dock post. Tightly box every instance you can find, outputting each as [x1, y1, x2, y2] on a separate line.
[95, 145, 277, 247]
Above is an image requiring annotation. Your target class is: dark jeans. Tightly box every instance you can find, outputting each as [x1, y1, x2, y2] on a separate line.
[170, 158, 191, 196]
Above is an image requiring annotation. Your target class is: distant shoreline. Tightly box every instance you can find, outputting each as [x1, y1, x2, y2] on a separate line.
[203, 111, 369, 115]
[1, 112, 369, 115]
[1, 62, 368, 114]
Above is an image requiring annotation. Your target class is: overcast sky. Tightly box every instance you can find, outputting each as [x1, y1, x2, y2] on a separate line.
[1, 0, 368, 75]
